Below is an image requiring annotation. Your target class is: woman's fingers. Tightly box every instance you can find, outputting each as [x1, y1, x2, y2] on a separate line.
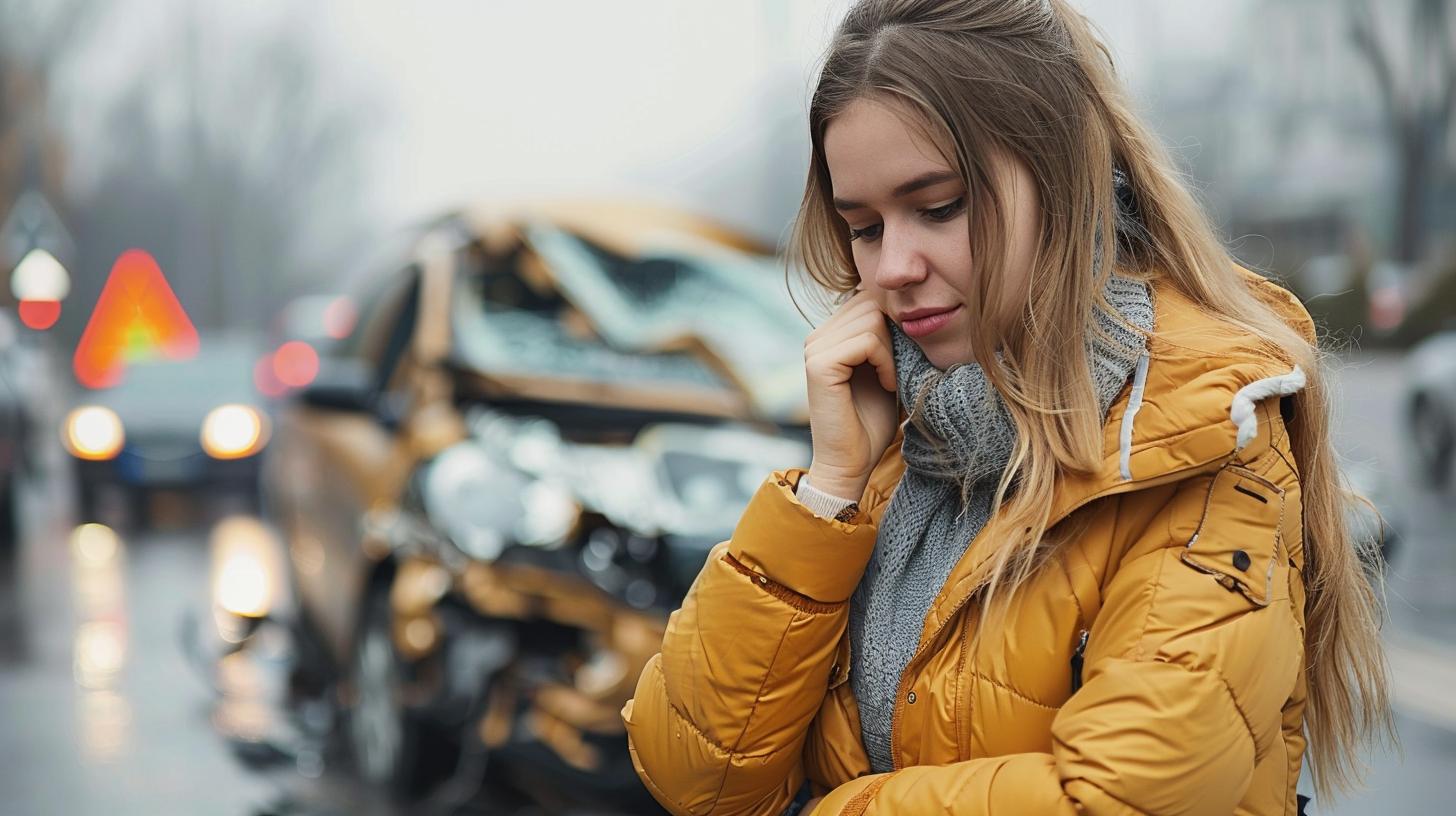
[806, 329, 896, 393]
[803, 289, 903, 498]
[853, 329, 898, 393]
[816, 290, 880, 333]
[805, 299, 893, 359]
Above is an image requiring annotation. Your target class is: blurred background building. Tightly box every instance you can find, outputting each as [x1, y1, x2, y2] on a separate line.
[0, 1, 1453, 814]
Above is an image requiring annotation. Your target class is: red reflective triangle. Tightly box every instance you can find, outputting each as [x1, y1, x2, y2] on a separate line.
[73, 249, 199, 389]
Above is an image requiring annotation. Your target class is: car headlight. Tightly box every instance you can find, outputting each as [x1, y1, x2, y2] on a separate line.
[64, 406, 125, 460]
[423, 442, 580, 561]
[516, 479, 581, 547]
[636, 423, 811, 536]
[201, 404, 270, 460]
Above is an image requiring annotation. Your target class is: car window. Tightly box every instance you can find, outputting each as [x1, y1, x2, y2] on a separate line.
[452, 223, 809, 418]
[334, 266, 420, 381]
[373, 274, 421, 396]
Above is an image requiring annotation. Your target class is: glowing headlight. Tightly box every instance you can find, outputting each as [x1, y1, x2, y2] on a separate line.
[64, 406, 125, 460]
[201, 404, 269, 460]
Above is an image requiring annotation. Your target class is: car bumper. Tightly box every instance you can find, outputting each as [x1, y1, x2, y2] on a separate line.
[75, 447, 263, 492]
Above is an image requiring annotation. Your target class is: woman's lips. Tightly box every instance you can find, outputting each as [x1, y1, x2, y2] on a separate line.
[899, 305, 963, 339]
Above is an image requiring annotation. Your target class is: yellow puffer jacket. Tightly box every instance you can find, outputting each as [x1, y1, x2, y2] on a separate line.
[624, 271, 1316, 816]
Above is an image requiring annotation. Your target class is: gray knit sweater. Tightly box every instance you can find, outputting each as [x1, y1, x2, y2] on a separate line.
[843, 276, 1155, 773]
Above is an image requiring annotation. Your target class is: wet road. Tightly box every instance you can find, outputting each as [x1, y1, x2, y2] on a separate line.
[0, 350, 1453, 815]
[0, 509, 280, 812]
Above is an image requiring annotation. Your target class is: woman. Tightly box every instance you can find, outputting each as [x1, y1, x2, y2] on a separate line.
[622, 1, 1391, 814]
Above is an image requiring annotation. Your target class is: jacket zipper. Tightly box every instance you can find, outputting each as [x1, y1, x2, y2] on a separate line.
[888, 591, 980, 772]
[1070, 629, 1089, 694]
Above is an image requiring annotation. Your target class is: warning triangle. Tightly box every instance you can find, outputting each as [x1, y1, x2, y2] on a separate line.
[73, 249, 199, 389]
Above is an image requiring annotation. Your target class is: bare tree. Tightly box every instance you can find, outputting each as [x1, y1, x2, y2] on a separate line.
[0, 0, 97, 262]
[1346, 0, 1456, 263]
[65, 10, 376, 338]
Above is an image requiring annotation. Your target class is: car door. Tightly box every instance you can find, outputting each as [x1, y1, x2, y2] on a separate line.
[267, 266, 424, 664]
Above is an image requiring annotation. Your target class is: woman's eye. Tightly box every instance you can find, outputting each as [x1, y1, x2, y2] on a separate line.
[849, 223, 883, 242]
[923, 197, 966, 222]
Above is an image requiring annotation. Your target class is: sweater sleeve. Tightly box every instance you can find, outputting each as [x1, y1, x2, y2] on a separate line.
[794, 474, 859, 521]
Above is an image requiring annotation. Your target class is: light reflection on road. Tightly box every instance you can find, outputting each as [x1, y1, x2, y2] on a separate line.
[69, 523, 133, 762]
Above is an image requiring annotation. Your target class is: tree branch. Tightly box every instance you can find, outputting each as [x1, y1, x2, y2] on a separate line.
[1347, 0, 1407, 130]
[1434, 0, 1456, 134]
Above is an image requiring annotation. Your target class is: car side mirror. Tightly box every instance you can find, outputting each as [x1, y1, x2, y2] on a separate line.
[298, 358, 375, 413]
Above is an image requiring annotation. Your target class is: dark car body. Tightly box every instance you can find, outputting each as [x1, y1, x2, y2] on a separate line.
[0, 311, 33, 549]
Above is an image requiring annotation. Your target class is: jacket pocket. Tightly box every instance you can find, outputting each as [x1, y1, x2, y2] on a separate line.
[1178, 464, 1287, 607]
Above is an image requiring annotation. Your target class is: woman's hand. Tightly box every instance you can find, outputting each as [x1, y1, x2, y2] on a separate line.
[803, 289, 900, 502]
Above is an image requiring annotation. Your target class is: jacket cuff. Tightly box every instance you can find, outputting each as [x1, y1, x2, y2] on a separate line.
[727, 468, 878, 604]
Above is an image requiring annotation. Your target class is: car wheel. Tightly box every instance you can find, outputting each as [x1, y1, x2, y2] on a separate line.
[0, 478, 18, 564]
[1410, 396, 1454, 489]
[347, 587, 434, 799]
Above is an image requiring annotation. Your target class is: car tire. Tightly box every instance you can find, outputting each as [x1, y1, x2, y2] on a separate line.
[0, 478, 18, 564]
[346, 586, 439, 800]
[1410, 395, 1454, 489]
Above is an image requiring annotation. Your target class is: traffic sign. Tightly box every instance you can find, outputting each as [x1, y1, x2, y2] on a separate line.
[0, 189, 74, 268]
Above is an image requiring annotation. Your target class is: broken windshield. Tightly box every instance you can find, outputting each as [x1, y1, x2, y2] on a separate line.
[450, 245, 730, 396]
[514, 223, 809, 419]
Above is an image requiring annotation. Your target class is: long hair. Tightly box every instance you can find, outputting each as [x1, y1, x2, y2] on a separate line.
[788, 0, 1391, 800]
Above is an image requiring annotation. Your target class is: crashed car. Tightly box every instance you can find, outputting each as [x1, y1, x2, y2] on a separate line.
[250, 203, 811, 809]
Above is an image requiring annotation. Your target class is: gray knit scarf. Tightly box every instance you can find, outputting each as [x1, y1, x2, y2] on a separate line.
[848, 272, 1155, 774]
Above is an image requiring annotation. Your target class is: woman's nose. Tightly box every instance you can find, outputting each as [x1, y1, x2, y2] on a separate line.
[872, 227, 930, 291]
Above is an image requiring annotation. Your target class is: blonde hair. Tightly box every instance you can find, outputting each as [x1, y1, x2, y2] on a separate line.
[789, 0, 1392, 800]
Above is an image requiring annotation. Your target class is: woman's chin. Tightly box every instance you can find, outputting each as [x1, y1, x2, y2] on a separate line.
[917, 339, 973, 372]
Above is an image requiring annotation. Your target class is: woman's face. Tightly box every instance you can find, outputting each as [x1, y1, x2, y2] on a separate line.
[823, 96, 1041, 369]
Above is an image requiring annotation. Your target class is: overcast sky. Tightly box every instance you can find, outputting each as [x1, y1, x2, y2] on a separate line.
[47, 0, 1256, 241]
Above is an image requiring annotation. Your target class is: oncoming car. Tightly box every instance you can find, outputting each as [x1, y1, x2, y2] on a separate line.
[63, 336, 272, 526]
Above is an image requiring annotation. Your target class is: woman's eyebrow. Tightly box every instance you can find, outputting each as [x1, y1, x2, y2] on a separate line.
[833, 170, 961, 211]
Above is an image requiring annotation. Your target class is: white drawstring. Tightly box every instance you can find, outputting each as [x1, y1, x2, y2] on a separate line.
[1231, 366, 1306, 451]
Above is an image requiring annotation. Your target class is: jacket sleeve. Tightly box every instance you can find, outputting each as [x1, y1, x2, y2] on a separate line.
[622, 468, 881, 816]
[812, 460, 1306, 816]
